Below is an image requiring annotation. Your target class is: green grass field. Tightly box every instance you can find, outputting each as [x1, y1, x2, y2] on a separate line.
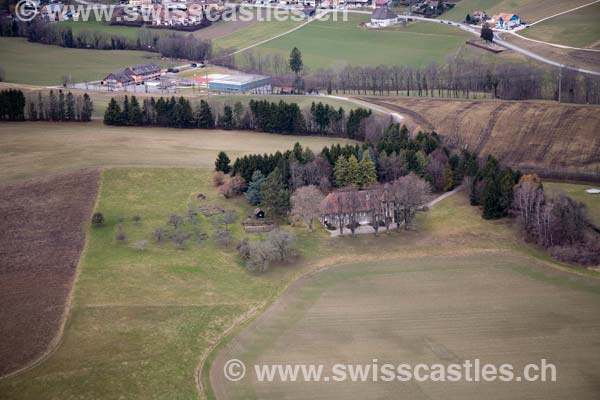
[520, 2, 600, 48]
[212, 17, 303, 51]
[0, 167, 597, 400]
[0, 38, 177, 85]
[211, 253, 600, 400]
[57, 20, 142, 40]
[245, 14, 470, 71]
[443, 0, 595, 23]
[544, 182, 600, 226]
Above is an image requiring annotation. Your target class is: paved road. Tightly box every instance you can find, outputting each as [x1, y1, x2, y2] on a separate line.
[349, 10, 600, 76]
[233, 4, 599, 76]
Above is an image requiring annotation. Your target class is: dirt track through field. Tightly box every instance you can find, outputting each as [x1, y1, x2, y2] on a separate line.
[0, 170, 100, 377]
[210, 253, 600, 399]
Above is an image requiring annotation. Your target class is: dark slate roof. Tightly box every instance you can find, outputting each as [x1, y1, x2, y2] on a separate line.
[127, 63, 161, 75]
[104, 71, 134, 83]
[371, 7, 398, 20]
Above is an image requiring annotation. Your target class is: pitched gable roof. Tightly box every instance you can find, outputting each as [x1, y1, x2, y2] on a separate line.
[371, 7, 397, 20]
[104, 71, 134, 84]
[126, 63, 161, 76]
[320, 190, 376, 215]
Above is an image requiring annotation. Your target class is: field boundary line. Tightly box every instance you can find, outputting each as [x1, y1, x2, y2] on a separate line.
[222, 10, 331, 58]
[527, 0, 600, 26]
[0, 168, 102, 381]
[510, 32, 600, 53]
[197, 248, 533, 399]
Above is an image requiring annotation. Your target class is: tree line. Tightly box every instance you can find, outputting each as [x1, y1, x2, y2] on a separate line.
[0, 89, 93, 121]
[0, 18, 212, 62]
[103, 95, 376, 139]
[512, 175, 600, 266]
[215, 49, 600, 104]
[0, 89, 26, 120]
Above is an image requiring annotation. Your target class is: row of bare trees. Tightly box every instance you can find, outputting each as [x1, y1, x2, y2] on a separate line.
[512, 174, 599, 266]
[214, 49, 600, 104]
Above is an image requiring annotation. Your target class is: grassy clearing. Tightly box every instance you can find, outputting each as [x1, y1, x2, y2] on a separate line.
[212, 17, 303, 51]
[0, 168, 596, 399]
[57, 20, 142, 40]
[520, 2, 600, 48]
[0, 121, 354, 183]
[211, 253, 600, 400]
[0, 38, 178, 85]
[544, 182, 600, 226]
[443, 0, 596, 23]
[247, 14, 470, 70]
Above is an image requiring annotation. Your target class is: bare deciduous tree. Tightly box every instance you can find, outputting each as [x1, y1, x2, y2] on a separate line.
[291, 185, 324, 231]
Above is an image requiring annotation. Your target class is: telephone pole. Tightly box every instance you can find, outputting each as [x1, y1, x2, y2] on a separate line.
[558, 66, 562, 103]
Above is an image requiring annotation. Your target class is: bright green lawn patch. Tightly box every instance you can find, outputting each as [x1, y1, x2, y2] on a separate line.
[0, 169, 596, 399]
[544, 181, 600, 226]
[212, 18, 303, 51]
[520, 3, 600, 48]
[248, 14, 470, 70]
[0, 168, 295, 399]
[0, 37, 177, 85]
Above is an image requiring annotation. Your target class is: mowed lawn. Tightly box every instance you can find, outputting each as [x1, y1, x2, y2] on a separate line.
[248, 14, 470, 70]
[0, 38, 177, 85]
[211, 254, 600, 400]
[520, 2, 600, 48]
[0, 168, 597, 399]
[0, 121, 354, 183]
[212, 16, 303, 51]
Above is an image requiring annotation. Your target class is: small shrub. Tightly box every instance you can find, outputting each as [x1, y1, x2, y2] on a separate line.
[173, 228, 191, 249]
[117, 216, 125, 223]
[168, 214, 184, 229]
[215, 229, 233, 247]
[188, 207, 198, 223]
[219, 176, 246, 198]
[133, 240, 148, 251]
[213, 171, 226, 187]
[154, 226, 168, 243]
[236, 238, 250, 260]
[91, 212, 104, 226]
[115, 224, 127, 242]
[268, 229, 297, 262]
[132, 214, 141, 223]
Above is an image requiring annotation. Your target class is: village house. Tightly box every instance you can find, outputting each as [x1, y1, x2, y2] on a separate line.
[103, 70, 135, 89]
[370, 6, 398, 27]
[320, 190, 375, 227]
[102, 64, 162, 88]
[126, 64, 162, 83]
[470, 10, 487, 24]
[319, 190, 397, 228]
[491, 13, 521, 29]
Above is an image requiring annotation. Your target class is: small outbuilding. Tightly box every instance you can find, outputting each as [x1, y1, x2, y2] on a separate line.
[254, 208, 265, 219]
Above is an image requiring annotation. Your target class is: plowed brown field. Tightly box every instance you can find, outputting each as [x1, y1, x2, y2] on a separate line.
[0, 170, 100, 377]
